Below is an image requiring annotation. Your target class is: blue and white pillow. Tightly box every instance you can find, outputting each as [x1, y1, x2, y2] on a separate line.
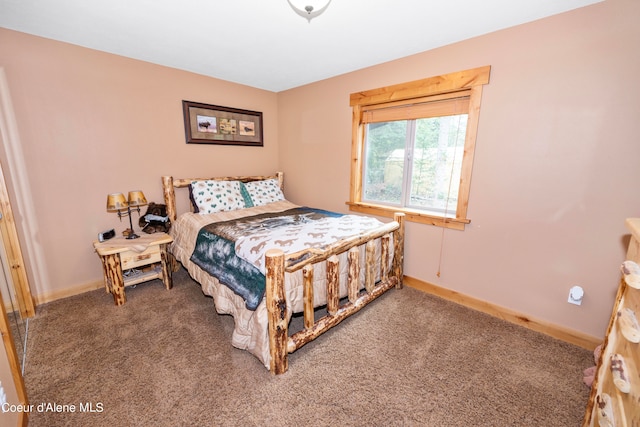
[190, 180, 246, 214]
[243, 178, 285, 206]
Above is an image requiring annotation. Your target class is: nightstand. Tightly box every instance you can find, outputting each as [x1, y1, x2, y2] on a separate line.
[93, 233, 173, 306]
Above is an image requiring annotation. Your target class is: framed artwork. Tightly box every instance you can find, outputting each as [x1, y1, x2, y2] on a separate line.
[182, 100, 263, 146]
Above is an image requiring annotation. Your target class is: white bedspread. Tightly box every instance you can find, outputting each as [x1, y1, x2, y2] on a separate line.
[235, 212, 383, 273]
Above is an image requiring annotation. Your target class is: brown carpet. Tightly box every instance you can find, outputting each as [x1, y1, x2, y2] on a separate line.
[23, 267, 593, 426]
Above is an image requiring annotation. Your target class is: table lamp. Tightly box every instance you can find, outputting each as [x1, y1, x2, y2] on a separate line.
[106, 190, 148, 239]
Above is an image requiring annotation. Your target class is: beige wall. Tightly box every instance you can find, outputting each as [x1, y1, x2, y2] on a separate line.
[0, 0, 637, 341]
[0, 28, 280, 301]
[278, 0, 640, 339]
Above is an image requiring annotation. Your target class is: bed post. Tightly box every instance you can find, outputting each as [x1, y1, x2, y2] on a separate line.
[161, 175, 180, 272]
[393, 212, 405, 289]
[276, 171, 284, 191]
[162, 176, 177, 222]
[265, 248, 288, 374]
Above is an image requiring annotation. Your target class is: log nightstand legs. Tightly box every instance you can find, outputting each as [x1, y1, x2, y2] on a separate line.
[94, 233, 173, 306]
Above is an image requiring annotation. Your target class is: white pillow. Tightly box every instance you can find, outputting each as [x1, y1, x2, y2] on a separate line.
[190, 180, 246, 214]
[243, 178, 285, 206]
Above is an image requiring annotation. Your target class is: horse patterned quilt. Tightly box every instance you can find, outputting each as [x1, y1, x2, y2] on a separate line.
[189, 207, 384, 310]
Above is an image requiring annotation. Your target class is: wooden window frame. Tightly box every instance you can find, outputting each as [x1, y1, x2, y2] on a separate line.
[348, 66, 491, 230]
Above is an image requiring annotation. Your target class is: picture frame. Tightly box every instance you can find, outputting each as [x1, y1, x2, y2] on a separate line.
[182, 100, 263, 146]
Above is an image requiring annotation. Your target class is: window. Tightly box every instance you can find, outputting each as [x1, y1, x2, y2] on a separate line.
[348, 66, 490, 230]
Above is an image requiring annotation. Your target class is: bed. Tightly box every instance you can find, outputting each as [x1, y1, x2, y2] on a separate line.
[162, 172, 405, 374]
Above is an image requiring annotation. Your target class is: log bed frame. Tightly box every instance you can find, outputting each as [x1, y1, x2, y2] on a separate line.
[161, 172, 405, 374]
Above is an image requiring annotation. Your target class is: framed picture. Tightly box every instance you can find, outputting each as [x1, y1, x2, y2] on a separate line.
[182, 100, 263, 146]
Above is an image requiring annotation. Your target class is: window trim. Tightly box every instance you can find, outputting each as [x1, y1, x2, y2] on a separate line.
[348, 66, 491, 230]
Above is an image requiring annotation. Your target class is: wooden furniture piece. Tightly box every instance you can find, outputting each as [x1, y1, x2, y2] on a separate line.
[93, 233, 173, 306]
[583, 218, 640, 426]
[162, 172, 405, 374]
[0, 290, 28, 427]
[0, 159, 31, 427]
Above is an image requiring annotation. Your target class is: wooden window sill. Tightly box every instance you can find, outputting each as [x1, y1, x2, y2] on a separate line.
[346, 202, 470, 230]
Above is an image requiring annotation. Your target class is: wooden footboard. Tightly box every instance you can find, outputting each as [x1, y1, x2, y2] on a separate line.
[161, 172, 405, 374]
[265, 212, 405, 374]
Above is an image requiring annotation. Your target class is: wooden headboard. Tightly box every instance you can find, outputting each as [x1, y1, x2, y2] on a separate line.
[161, 172, 284, 222]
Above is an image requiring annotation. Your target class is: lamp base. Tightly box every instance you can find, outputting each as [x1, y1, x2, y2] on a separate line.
[122, 228, 140, 239]
[125, 207, 140, 239]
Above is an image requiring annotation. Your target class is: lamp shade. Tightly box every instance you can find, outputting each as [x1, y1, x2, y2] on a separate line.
[127, 190, 147, 207]
[106, 193, 128, 211]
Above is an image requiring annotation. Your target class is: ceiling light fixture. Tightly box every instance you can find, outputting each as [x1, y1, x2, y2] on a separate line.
[287, 0, 332, 23]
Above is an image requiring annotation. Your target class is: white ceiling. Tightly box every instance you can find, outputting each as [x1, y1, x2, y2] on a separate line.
[0, 0, 602, 92]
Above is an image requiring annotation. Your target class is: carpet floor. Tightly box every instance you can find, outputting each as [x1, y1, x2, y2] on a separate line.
[23, 267, 594, 426]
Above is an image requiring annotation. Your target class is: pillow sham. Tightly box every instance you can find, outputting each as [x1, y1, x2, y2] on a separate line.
[190, 180, 246, 214]
[243, 178, 285, 206]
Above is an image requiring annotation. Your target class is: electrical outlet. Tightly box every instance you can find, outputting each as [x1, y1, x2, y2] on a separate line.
[568, 285, 584, 305]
